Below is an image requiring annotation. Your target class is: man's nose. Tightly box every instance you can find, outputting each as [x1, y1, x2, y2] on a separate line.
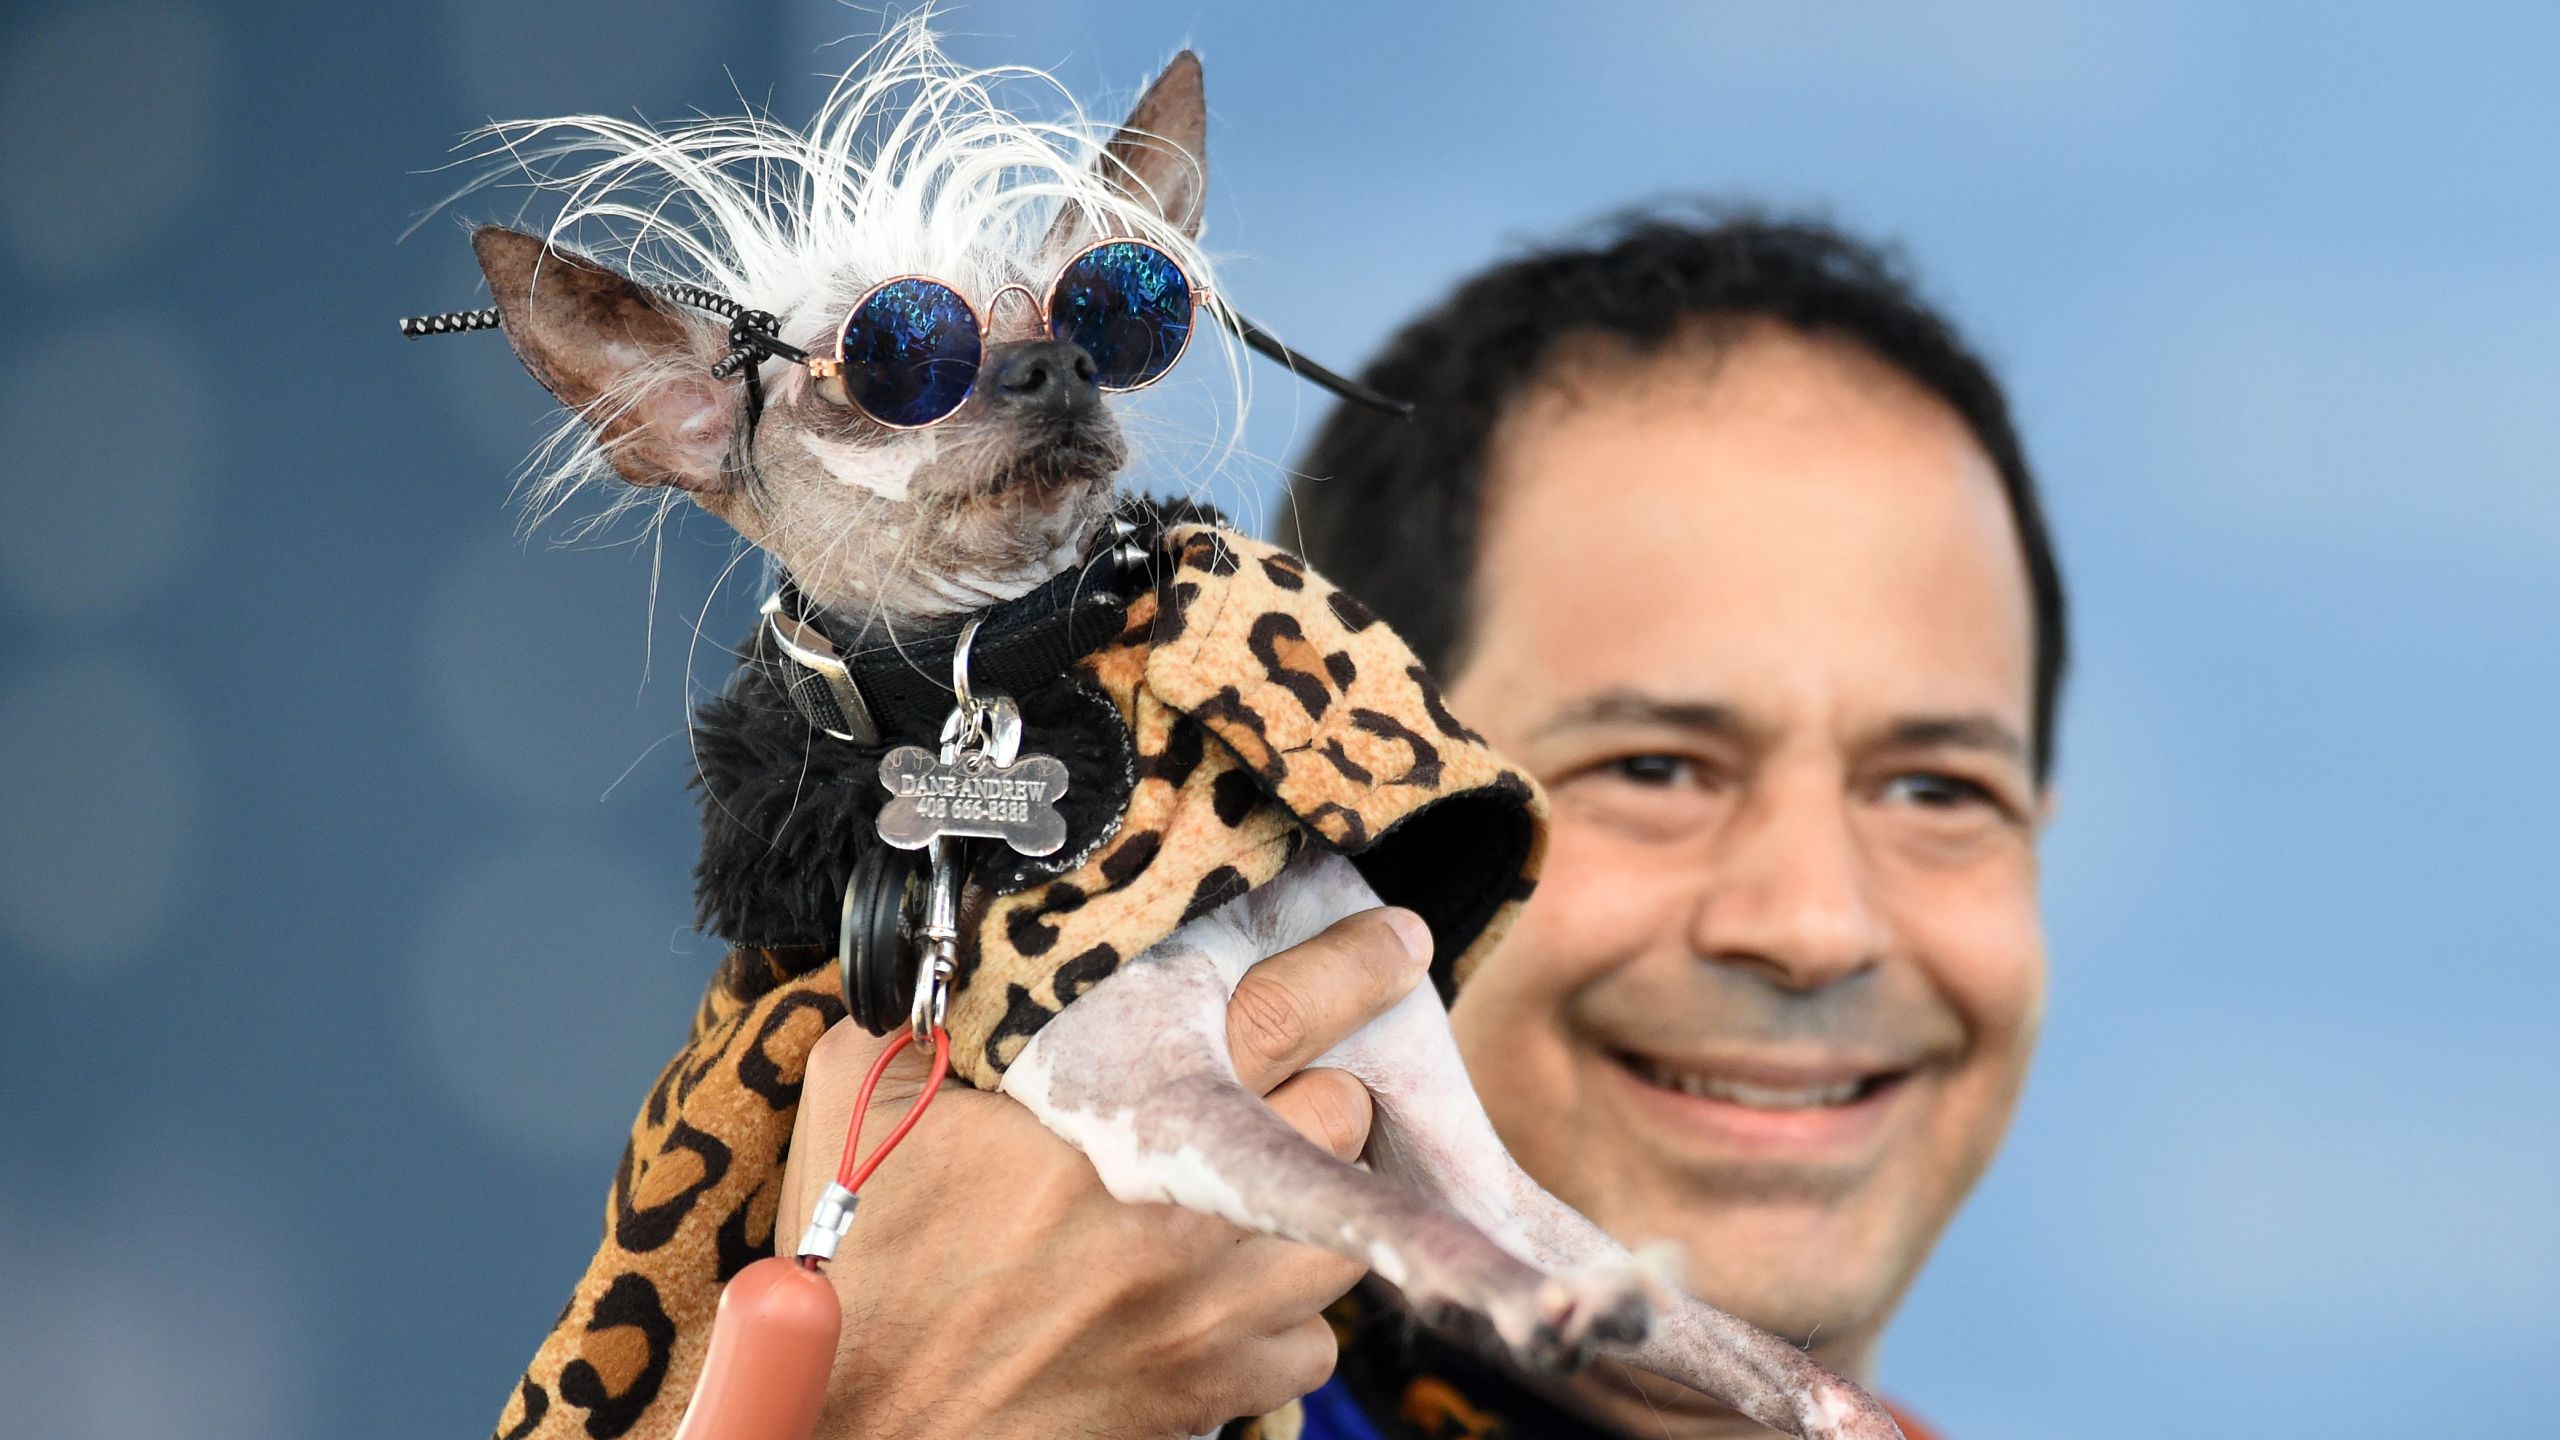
[1686, 779, 1888, 990]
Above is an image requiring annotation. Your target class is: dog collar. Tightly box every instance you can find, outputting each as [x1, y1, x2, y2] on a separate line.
[763, 502, 1158, 746]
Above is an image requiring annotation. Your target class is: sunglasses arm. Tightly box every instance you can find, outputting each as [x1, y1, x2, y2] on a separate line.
[1222, 311, 1415, 419]
[645, 283, 813, 383]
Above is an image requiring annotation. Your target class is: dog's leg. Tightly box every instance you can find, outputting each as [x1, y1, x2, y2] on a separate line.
[1221, 853, 1900, 1440]
[1001, 915, 1643, 1369]
[1318, 940, 1904, 1438]
[1006, 850, 1896, 1439]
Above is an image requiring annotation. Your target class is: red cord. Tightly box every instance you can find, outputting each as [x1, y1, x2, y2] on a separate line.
[833, 1025, 953, 1194]
[796, 1025, 952, 1275]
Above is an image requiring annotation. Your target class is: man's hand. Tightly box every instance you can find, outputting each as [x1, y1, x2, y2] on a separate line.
[776, 907, 1433, 1440]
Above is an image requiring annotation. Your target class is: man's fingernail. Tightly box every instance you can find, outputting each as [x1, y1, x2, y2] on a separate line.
[1382, 908, 1432, 967]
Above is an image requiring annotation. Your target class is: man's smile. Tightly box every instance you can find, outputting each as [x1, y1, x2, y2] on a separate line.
[1618, 1051, 1907, 1109]
[1593, 1039, 1936, 1163]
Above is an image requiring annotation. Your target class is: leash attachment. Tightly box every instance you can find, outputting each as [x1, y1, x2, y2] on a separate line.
[871, 622, 1070, 1046]
[874, 619, 1073, 858]
[908, 836, 962, 1044]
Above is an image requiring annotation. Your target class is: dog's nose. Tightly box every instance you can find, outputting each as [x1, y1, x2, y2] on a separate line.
[985, 338, 1101, 419]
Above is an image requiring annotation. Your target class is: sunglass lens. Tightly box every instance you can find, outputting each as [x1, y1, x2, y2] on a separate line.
[1048, 240, 1193, 391]
[840, 277, 982, 426]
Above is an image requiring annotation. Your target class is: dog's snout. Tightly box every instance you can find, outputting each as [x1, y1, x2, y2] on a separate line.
[987, 339, 1101, 418]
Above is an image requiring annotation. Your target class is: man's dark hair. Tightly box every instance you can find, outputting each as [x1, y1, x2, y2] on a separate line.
[1285, 206, 2068, 784]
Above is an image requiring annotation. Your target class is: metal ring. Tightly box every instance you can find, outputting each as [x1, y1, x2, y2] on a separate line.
[950, 617, 982, 720]
[909, 948, 952, 1043]
[906, 948, 933, 1040]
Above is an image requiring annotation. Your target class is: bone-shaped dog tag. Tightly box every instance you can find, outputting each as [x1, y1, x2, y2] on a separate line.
[876, 746, 1071, 856]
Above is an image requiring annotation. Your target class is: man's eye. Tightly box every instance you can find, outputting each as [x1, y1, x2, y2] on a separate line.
[1556, 751, 1723, 842]
[1607, 754, 1695, 788]
[1881, 771, 1997, 810]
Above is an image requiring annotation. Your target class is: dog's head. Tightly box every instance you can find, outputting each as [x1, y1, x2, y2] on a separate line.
[467, 30, 1215, 630]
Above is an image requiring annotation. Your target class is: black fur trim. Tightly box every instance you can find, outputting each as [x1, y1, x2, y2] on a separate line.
[690, 497, 1219, 949]
[690, 637, 1141, 948]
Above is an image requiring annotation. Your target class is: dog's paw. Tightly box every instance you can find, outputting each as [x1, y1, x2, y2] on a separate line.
[1389, 1224, 1662, 1374]
[1510, 1260, 1657, 1371]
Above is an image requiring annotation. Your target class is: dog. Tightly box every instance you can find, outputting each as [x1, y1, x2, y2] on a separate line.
[429, 22, 1903, 1440]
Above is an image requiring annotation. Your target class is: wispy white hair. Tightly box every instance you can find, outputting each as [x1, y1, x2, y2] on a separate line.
[445, 13, 1245, 532]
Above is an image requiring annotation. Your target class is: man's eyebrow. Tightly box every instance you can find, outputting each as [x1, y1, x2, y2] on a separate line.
[1880, 713, 2031, 763]
[1532, 689, 1745, 739]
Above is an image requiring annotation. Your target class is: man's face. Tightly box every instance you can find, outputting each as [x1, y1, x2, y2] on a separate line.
[1444, 324, 2048, 1377]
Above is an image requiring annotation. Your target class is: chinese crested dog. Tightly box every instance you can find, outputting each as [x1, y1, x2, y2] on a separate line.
[425, 19, 1903, 1440]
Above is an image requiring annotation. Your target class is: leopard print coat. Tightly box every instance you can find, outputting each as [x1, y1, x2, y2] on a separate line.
[492, 523, 1547, 1440]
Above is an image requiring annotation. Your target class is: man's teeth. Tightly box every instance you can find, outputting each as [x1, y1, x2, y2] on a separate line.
[1631, 1058, 1868, 1109]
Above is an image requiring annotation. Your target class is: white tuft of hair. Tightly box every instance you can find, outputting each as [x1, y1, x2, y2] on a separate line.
[441, 11, 1247, 534]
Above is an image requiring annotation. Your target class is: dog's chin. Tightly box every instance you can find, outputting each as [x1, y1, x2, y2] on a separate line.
[980, 436, 1124, 504]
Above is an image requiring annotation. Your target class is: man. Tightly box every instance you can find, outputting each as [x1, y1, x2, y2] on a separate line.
[1283, 210, 2061, 1438]
[780, 209, 2063, 1439]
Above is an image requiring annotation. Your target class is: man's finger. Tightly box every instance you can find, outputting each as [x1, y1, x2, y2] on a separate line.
[1264, 1066, 1375, 1161]
[1225, 908, 1431, 1095]
[1219, 1313, 1349, 1420]
[1225, 1237, 1371, 1327]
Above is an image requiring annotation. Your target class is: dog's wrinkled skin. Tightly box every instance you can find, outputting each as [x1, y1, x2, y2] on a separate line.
[480, 49, 1900, 1440]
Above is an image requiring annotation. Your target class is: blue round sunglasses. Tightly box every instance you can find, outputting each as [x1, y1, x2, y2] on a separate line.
[401, 237, 1413, 424]
[811, 237, 1199, 428]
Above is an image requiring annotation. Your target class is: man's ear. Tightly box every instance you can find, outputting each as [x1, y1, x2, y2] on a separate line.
[471, 225, 734, 492]
[1044, 50, 1206, 256]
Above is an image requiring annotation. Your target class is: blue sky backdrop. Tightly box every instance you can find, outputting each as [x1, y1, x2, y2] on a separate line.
[2, 3, 2554, 1437]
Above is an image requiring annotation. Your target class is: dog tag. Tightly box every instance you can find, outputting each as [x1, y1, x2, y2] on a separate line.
[876, 745, 1071, 856]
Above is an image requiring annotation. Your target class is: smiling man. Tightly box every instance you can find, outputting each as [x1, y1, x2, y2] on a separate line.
[1283, 210, 2064, 1438]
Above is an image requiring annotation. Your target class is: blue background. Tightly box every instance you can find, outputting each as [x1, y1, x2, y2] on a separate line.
[3, 3, 2554, 1436]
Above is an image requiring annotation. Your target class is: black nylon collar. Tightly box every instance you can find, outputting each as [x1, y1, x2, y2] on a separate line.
[766, 500, 1159, 747]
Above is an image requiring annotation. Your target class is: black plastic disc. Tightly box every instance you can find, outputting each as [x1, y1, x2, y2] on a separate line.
[840, 840, 927, 1036]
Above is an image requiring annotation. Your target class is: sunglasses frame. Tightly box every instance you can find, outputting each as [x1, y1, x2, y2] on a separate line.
[804, 236, 1209, 430]
[402, 246, 1413, 422]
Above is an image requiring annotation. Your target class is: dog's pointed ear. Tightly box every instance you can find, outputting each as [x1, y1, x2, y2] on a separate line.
[1045, 50, 1206, 255]
[472, 225, 735, 492]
